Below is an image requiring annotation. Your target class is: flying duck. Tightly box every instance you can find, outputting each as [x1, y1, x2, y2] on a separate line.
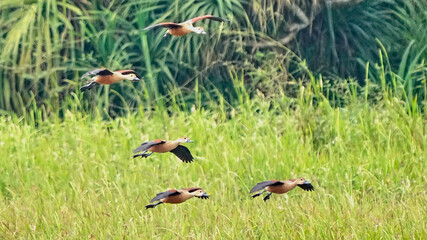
[133, 137, 194, 163]
[250, 178, 314, 201]
[144, 15, 229, 37]
[145, 187, 209, 209]
[80, 68, 140, 92]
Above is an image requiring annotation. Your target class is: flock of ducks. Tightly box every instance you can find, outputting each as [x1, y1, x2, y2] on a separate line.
[79, 15, 315, 209]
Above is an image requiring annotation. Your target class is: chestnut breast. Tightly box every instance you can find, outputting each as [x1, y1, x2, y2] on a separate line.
[95, 73, 123, 85]
[149, 141, 179, 153]
[162, 193, 192, 204]
[169, 25, 192, 36]
[267, 183, 295, 194]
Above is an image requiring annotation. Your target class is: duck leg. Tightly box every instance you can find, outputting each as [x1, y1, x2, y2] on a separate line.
[133, 151, 153, 158]
[251, 190, 266, 198]
[163, 30, 170, 38]
[145, 202, 163, 209]
[80, 81, 99, 92]
[263, 193, 273, 202]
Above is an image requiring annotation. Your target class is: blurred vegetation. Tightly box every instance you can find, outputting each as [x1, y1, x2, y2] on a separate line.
[0, 0, 426, 116]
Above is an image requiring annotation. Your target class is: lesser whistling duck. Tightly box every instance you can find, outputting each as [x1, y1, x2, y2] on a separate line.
[80, 68, 140, 92]
[133, 137, 194, 163]
[145, 187, 209, 209]
[144, 15, 229, 37]
[250, 178, 314, 201]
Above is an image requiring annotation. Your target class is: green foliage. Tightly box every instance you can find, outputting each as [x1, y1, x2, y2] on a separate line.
[296, 0, 427, 109]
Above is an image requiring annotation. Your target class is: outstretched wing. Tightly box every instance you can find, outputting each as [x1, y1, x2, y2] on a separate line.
[298, 181, 315, 191]
[150, 189, 181, 203]
[250, 180, 284, 193]
[170, 145, 194, 163]
[144, 22, 182, 30]
[133, 139, 165, 153]
[188, 15, 229, 24]
[81, 68, 113, 79]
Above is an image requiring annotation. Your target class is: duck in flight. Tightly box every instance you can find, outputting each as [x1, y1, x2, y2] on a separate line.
[145, 187, 209, 209]
[80, 68, 140, 92]
[144, 15, 229, 37]
[250, 178, 315, 201]
[133, 137, 194, 163]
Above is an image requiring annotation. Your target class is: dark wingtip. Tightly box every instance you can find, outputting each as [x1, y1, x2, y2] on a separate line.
[196, 196, 209, 199]
[210, 16, 229, 22]
[196, 193, 209, 199]
[299, 182, 315, 191]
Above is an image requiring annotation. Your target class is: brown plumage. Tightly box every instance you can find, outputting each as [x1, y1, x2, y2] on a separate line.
[144, 15, 229, 37]
[133, 137, 194, 163]
[250, 178, 314, 201]
[145, 187, 209, 209]
[80, 68, 141, 92]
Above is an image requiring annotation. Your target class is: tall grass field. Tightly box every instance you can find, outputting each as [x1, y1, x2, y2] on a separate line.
[0, 92, 425, 238]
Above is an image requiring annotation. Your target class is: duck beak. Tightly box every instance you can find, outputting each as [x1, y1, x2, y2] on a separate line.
[200, 30, 207, 35]
[200, 193, 209, 199]
[303, 181, 311, 185]
[132, 77, 141, 82]
[187, 139, 194, 143]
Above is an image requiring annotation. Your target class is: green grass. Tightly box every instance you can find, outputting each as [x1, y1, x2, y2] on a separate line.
[0, 94, 426, 238]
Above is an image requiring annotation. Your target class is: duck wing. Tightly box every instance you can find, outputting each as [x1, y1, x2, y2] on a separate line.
[298, 181, 315, 191]
[250, 180, 284, 193]
[81, 68, 113, 79]
[170, 145, 194, 163]
[133, 139, 165, 153]
[149, 189, 181, 203]
[144, 22, 182, 30]
[188, 15, 229, 24]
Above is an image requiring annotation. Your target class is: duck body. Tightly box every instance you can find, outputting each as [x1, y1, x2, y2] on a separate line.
[80, 68, 140, 92]
[266, 180, 299, 194]
[161, 190, 194, 204]
[250, 178, 314, 201]
[145, 187, 209, 209]
[168, 23, 194, 36]
[144, 15, 229, 37]
[133, 137, 194, 163]
[147, 141, 180, 153]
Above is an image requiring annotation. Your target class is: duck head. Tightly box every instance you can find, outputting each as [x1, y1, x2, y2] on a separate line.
[194, 26, 206, 34]
[177, 137, 193, 143]
[124, 73, 141, 82]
